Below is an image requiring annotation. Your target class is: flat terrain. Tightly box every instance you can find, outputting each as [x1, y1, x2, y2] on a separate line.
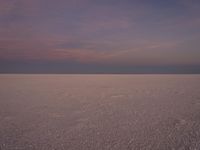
[0, 75, 200, 150]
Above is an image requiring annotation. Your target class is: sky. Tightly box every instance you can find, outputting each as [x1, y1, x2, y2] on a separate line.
[0, 0, 200, 73]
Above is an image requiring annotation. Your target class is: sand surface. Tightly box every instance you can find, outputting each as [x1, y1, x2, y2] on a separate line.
[0, 75, 200, 150]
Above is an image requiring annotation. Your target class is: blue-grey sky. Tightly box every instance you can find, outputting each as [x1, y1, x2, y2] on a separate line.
[0, 0, 200, 73]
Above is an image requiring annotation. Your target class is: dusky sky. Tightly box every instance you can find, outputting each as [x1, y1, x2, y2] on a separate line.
[0, 0, 200, 73]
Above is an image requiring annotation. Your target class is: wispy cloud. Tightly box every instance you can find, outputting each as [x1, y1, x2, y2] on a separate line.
[0, 0, 200, 73]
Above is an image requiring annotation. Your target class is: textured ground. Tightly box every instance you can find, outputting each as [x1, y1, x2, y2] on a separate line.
[0, 75, 200, 150]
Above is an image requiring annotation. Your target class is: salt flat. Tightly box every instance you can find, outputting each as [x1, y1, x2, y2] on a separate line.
[0, 75, 200, 150]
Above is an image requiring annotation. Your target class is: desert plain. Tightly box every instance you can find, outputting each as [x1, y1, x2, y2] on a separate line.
[0, 75, 200, 150]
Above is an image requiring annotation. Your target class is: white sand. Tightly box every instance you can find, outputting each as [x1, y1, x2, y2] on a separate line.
[0, 75, 200, 150]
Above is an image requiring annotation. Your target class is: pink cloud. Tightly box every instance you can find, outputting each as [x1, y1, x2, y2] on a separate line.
[1, 37, 199, 67]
